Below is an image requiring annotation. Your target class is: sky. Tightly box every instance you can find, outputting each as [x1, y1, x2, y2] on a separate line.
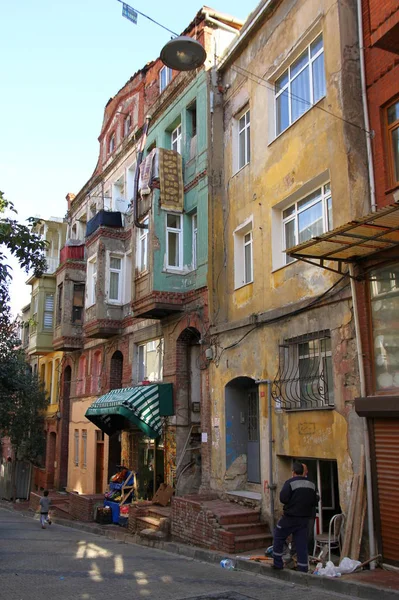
[1, 0, 252, 317]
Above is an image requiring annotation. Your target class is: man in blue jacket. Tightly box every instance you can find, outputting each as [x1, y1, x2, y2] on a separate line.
[273, 461, 318, 572]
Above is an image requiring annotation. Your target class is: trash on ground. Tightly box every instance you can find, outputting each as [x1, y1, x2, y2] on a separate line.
[313, 557, 361, 577]
[220, 558, 236, 570]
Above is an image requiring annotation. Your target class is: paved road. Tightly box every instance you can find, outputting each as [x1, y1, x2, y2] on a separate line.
[0, 508, 355, 600]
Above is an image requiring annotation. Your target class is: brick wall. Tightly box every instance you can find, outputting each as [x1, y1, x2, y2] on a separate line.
[128, 502, 152, 535]
[363, 0, 399, 207]
[171, 496, 235, 553]
[69, 493, 104, 522]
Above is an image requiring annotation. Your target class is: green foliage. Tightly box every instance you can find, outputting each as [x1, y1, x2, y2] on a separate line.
[0, 190, 48, 463]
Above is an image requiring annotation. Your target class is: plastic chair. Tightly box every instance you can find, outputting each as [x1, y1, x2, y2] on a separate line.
[313, 513, 345, 562]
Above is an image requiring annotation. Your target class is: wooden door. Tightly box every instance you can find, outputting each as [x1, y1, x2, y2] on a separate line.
[95, 440, 104, 494]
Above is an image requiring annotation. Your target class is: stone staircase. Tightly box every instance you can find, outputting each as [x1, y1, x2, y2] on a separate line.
[48, 494, 72, 520]
[129, 503, 171, 539]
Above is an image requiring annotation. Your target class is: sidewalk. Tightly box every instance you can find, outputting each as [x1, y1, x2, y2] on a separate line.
[2, 499, 399, 600]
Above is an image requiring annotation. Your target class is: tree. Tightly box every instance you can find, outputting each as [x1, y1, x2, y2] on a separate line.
[0, 191, 48, 497]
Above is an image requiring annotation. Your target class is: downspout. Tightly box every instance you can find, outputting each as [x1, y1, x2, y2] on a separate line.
[133, 115, 152, 229]
[255, 379, 275, 528]
[349, 263, 376, 569]
[356, 0, 376, 212]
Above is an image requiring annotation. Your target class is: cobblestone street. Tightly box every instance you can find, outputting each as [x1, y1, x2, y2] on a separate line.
[0, 508, 359, 600]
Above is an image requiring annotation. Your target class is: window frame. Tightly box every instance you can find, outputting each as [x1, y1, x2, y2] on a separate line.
[108, 254, 123, 303]
[43, 293, 54, 330]
[81, 430, 87, 468]
[159, 66, 173, 93]
[282, 183, 332, 265]
[171, 123, 182, 154]
[56, 283, 63, 326]
[87, 257, 97, 307]
[166, 213, 183, 270]
[136, 338, 164, 383]
[192, 213, 198, 270]
[137, 218, 149, 273]
[233, 218, 254, 290]
[123, 114, 131, 138]
[74, 430, 79, 467]
[238, 109, 251, 170]
[386, 98, 399, 188]
[274, 33, 325, 137]
[109, 133, 116, 154]
[72, 283, 85, 324]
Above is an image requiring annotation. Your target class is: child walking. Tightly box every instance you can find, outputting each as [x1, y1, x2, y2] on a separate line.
[39, 490, 52, 529]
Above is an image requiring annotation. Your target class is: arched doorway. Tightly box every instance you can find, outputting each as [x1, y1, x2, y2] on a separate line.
[110, 351, 123, 390]
[225, 377, 260, 484]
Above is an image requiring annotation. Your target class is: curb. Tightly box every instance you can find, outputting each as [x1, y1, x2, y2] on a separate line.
[1, 502, 398, 600]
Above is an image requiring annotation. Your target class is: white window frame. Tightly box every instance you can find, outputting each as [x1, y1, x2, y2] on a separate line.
[87, 257, 97, 307]
[109, 133, 115, 154]
[137, 218, 149, 272]
[171, 124, 182, 154]
[166, 213, 183, 270]
[238, 109, 250, 170]
[159, 66, 172, 93]
[136, 338, 164, 383]
[43, 293, 54, 330]
[108, 253, 123, 304]
[192, 213, 198, 270]
[275, 33, 325, 137]
[282, 183, 332, 265]
[123, 114, 131, 137]
[233, 217, 253, 290]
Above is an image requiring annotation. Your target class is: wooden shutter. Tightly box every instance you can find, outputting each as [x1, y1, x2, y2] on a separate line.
[374, 419, 399, 565]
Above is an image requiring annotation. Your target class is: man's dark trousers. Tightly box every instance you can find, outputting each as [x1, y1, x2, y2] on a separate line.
[273, 515, 309, 572]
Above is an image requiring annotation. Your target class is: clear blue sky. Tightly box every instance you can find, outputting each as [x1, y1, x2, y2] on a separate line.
[1, 0, 252, 315]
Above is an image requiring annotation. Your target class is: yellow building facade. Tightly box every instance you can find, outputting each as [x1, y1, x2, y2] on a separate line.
[208, 0, 369, 530]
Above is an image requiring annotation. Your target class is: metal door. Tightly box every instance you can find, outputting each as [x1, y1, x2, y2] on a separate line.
[374, 419, 399, 566]
[247, 389, 260, 483]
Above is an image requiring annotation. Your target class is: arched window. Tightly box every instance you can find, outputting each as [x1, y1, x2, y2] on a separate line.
[76, 356, 86, 396]
[110, 351, 123, 390]
[91, 351, 102, 394]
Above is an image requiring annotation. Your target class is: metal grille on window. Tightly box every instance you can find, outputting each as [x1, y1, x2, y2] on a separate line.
[44, 293, 54, 329]
[272, 330, 334, 409]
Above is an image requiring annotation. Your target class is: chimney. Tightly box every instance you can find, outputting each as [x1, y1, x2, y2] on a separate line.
[66, 193, 76, 210]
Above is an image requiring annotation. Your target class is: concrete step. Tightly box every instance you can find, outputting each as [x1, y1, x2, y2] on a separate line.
[136, 516, 161, 531]
[218, 511, 260, 526]
[234, 532, 273, 553]
[223, 522, 270, 537]
[147, 506, 171, 519]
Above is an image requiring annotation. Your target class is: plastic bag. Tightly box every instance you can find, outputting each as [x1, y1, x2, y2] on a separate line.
[337, 557, 361, 574]
[313, 561, 341, 577]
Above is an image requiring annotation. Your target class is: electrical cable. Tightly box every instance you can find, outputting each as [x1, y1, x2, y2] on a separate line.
[116, 0, 179, 37]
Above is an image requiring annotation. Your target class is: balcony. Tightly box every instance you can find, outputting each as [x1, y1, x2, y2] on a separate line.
[59, 243, 85, 265]
[86, 210, 123, 238]
[83, 318, 123, 339]
[45, 256, 60, 274]
[370, 4, 399, 54]
[132, 271, 184, 318]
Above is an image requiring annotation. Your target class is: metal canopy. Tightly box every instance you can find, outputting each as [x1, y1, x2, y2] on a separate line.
[85, 384, 173, 438]
[286, 203, 399, 271]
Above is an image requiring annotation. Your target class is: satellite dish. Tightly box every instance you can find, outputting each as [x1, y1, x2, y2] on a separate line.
[160, 36, 207, 71]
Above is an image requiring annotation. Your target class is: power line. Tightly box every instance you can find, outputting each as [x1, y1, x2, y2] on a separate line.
[230, 64, 373, 136]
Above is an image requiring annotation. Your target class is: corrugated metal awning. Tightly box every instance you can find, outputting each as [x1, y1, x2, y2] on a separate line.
[286, 203, 399, 269]
[85, 384, 173, 438]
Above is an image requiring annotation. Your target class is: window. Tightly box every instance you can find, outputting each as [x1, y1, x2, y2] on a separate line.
[108, 255, 122, 302]
[56, 283, 63, 326]
[159, 66, 172, 92]
[123, 114, 131, 137]
[81, 430, 87, 468]
[238, 109, 250, 169]
[166, 213, 183, 269]
[109, 133, 115, 154]
[137, 219, 149, 272]
[87, 257, 97, 306]
[187, 103, 197, 159]
[72, 284, 85, 323]
[110, 351, 123, 390]
[192, 213, 198, 269]
[283, 183, 332, 264]
[74, 430, 79, 466]
[273, 331, 334, 410]
[275, 34, 325, 136]
[233, 219, 253, 289]
[43, 293, 54, 329]
[76, 356, 86, 396]
[387, 100, 399, 187]
[137, 338, 164, 382]
[370, 265, 399, 391]
[171, 124, 182, 154]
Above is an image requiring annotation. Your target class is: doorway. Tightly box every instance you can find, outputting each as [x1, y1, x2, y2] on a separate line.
[225, 377, 260, 484]
[95, 430, 105, 493]
[297, 457, 340, 534]
[107, 432, 121, 480]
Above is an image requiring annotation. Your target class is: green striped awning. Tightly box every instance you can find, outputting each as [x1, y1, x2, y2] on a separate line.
[85, 384, 173, 438]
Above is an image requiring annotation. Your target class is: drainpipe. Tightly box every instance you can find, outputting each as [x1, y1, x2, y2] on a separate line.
[255, 379, 276, 528]
[349, 263, 376, 569]
[356, 0, 376, 213]
[133, 115, 152, 229]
